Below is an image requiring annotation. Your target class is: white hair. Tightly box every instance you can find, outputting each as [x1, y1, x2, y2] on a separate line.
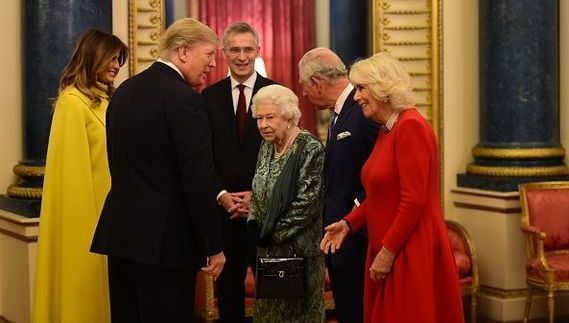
[251, 84, 301, 125]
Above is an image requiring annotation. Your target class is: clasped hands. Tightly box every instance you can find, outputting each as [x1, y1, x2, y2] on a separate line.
[320, 219, 394, 282]
[219, 191, 251, 219]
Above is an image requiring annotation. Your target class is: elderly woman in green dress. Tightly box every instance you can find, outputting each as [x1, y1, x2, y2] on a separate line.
[247, 84, 325, 322]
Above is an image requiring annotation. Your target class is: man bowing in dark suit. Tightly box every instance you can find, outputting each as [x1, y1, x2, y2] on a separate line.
[91, 18, 231, 323]
[201, 22, 276, 323]
[299, 48, 379, 323]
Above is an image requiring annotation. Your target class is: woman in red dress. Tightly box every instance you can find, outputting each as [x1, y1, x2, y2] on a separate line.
[320, 53, 464, 323]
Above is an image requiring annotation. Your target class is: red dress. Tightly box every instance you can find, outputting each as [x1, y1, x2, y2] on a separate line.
[345, 108, 464, 323]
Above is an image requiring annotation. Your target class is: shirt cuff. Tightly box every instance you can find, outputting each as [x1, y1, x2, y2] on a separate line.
[353, 198, 361, 207]
[216, 190, 228, 203]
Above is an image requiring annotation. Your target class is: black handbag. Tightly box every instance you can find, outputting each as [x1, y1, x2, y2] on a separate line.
[255, 255, 304, 299]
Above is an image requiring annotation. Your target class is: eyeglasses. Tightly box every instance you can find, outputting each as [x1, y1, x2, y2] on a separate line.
[226, 46, 257, 55]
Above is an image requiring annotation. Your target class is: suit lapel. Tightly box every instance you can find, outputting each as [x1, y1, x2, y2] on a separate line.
[327, 89, 356, 146]
[324, 90, 356, 171]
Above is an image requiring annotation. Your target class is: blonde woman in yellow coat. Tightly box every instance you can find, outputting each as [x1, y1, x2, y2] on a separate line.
[32, 30, 128, 323]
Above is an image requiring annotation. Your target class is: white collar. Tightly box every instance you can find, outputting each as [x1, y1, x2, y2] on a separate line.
[334, 83, 354, 115]
[230, 72, 258, 90]
[157, 58, 184, 80]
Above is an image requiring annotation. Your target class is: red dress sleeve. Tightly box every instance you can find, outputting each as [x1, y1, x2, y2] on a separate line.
[344, 201, 367, 231]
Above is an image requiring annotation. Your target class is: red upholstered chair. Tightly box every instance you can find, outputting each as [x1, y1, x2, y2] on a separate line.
[519, 181, 569, 323]
[446, 220, 479, 323]
[194, 266, 335, 322]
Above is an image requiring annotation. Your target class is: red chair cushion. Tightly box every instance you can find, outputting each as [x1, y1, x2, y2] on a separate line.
[526, 253, 569, 281]
[526, 189, 569, 251]
[245, 267, 256, 297]
[448, 229, 472, 278]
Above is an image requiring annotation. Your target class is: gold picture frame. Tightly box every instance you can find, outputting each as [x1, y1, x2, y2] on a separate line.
[128, 0, 165, 76]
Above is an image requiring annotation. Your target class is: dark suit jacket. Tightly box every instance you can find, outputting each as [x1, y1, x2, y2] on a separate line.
[202, 74, 276, 194]
[324, 89, 379, 267]
[91, 62, 223, 269]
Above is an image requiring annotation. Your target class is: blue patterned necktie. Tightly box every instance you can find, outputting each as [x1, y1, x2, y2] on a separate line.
[328, 112, 338, 142]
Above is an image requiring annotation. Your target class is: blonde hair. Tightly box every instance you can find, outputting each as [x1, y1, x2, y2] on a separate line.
[251, 85, 302, 126]
[158, 18, 219, 60]
[57, 29, 128, 105]
[349, 52, 414, 112]
[298, 47, 347, 84]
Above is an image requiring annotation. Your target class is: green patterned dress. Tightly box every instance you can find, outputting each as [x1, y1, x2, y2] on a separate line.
[248, 130, 325, 323]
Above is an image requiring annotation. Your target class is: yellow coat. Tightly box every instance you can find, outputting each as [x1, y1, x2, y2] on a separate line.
[33, 86, 111, 323]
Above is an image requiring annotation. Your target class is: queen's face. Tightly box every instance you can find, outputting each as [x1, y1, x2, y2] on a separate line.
[255, 102, 290, 144]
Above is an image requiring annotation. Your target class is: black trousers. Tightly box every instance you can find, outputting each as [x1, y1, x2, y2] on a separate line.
[216, 218, 256, 323]
[107, 256, 197, 323]
[327, 261, 365, 323]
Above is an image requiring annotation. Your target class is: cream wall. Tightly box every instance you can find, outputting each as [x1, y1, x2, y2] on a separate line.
[442, 0, 479, 218]
[0, 1, 22, 194]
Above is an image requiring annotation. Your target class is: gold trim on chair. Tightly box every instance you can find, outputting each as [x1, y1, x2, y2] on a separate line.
[519, 181, 569, 323]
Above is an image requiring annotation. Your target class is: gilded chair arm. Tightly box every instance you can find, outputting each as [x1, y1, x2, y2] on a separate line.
[520, 224, 541, 235]
[522, 225, 555, 273]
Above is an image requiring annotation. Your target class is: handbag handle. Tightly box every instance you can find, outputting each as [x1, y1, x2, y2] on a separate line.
[263, 242, 299, 258]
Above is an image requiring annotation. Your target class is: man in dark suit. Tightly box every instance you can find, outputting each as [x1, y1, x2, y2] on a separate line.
[299, 48, 379, 323]
[201, 22, 276, 323]
[91, 18, 231, 323]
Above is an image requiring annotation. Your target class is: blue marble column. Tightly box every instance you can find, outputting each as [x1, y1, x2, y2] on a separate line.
[330, 0, 369, 66]
[457, 0, 569, 192]
[0, 0, 112, 217]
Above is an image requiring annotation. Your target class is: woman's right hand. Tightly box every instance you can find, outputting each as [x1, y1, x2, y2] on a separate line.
[320, 220, 350, 254]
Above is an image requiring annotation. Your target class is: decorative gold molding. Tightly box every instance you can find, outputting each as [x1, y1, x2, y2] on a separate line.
[472, 147, 566, 159]
[466, 164, 569, 177]
[479, 285, 529, 299]
[12, 165, 44, 177]
[128, 0, 165, 76]
[6, 185, 42, 199]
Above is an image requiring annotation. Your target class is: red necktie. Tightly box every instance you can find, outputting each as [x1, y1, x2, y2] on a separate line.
[236, 84, 247, 139]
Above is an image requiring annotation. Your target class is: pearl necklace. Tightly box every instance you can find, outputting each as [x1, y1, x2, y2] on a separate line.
[274, 126, 299, 159]
[384, 112, 399, 132]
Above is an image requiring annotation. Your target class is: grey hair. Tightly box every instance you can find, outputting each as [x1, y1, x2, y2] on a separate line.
[349, 52, 414, 112]
[222, 22, 260, 49]
[158, 18, 218, 60]
[251, 84, 302, 126]
[298, 47, 348, 84]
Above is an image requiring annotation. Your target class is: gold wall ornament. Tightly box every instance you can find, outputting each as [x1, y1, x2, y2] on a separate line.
[12, 165, 44, 177]
[128, 0, 165, 76]
[7, 185, 43, 199]
[372, 0, 442, 132]
[472, 147, 566, 159]
[466, 164, 569, 177]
